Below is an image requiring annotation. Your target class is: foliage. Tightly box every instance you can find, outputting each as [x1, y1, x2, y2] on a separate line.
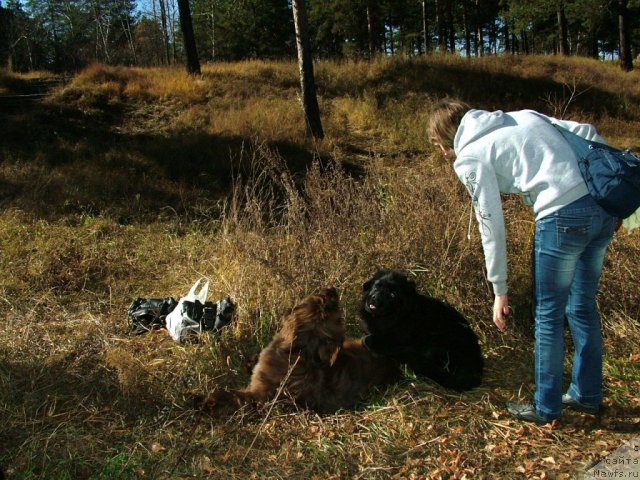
[4, 0, 138, 71]
[0, 56, 639, 479]
[1, 0, 638, 71]
[191, 0, 294, 61]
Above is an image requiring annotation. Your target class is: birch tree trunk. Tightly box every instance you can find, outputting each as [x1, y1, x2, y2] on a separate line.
[422, 0, 430, 54]
[557, 0, 569, 55]
[157, 0, 171, 64]
[366, 1, 374, 58]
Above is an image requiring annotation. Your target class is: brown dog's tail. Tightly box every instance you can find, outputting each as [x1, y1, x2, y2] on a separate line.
[195, 388, 257, 416]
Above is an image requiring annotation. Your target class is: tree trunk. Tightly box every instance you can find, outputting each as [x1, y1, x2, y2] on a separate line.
[557, 0, 569, 55]
[504, 19, 510, 54]
[120, 15, 137, 65]
[511, 32, 518, 55]
[170, 2, 178, 63]
[176, 0, 201, 75]
[210, 5, 215, 61]
[521, 30, 529, 55]
[158, 0, 170, 64]
[475, 0, 484, 56]
[366, 1, 374, 58]
[436, 0, 446, 53]
[93, 2, 111, 64]
[462, 0, 471, 57]
[618, 0, 633, 71]
[446, 0, 455, 52]
[291, 0, 324, 140]
[47, 1, 61, 70]
[421, 0, 430, 53]
[588, 23, 599, 59]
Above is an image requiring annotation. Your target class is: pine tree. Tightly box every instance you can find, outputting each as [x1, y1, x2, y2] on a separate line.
[292, 0, 324, 139]
[176, 0, 201, 74]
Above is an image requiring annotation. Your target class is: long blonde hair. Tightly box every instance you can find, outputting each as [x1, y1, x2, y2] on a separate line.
[427, 99, 470, 150]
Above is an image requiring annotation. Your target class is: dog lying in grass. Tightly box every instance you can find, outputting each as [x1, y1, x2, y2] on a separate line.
[359, 269, 483, 391]
[199, 287, 401, 414]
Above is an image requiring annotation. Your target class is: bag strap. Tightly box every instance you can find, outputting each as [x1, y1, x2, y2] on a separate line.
[530, 111, 615, 160]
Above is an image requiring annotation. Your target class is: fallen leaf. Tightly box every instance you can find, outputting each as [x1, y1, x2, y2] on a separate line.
[198, 455, 216, 474]
[150, 442, 164, 453]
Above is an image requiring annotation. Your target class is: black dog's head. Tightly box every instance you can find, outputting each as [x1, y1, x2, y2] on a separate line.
[359, 269, 417, 334]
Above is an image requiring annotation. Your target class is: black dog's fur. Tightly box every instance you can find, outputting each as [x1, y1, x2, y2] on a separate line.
[359, 269, 483, 391]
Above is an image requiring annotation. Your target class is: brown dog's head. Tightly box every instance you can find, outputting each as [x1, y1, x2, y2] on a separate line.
[280, 287, 344, 367]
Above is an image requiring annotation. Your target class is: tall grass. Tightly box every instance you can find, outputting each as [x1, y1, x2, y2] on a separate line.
[1, 55, 639, 479]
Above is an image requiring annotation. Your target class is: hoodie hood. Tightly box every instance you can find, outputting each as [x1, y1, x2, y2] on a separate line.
[454, 109, 505, 155]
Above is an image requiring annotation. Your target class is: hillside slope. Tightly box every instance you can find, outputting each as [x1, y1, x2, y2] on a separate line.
[1, 56, 639, 479]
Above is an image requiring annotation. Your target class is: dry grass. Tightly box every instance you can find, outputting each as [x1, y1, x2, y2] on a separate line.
[1, 55, 639, 479]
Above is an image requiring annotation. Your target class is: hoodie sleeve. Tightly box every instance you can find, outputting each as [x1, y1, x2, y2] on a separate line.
[454, 155, 508, 296]
[538, 113, 606, 144]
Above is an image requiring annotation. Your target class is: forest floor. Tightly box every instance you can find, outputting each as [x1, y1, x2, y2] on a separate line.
[0, 56, 639, 479]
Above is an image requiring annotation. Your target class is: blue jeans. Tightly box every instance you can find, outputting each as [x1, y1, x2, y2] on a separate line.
[533, 194, 615, 420]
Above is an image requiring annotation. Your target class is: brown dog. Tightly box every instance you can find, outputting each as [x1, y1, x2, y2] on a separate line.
[201, 287, 401, 414]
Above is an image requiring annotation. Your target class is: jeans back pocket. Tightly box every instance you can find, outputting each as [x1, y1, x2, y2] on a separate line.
[556, 218, 591, 250]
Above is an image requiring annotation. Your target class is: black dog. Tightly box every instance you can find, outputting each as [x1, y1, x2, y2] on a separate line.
[359, 269, 483, 391]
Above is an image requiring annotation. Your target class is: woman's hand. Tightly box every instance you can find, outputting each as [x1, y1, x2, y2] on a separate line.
[493, 294, 510, 332]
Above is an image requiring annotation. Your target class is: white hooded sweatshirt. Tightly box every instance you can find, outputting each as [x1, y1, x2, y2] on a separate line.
[452, 109, 604, 296]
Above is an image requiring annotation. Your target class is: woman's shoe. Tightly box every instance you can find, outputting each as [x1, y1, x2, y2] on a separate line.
[506, 401, 549, 425]
[561, 394, 601, 414]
